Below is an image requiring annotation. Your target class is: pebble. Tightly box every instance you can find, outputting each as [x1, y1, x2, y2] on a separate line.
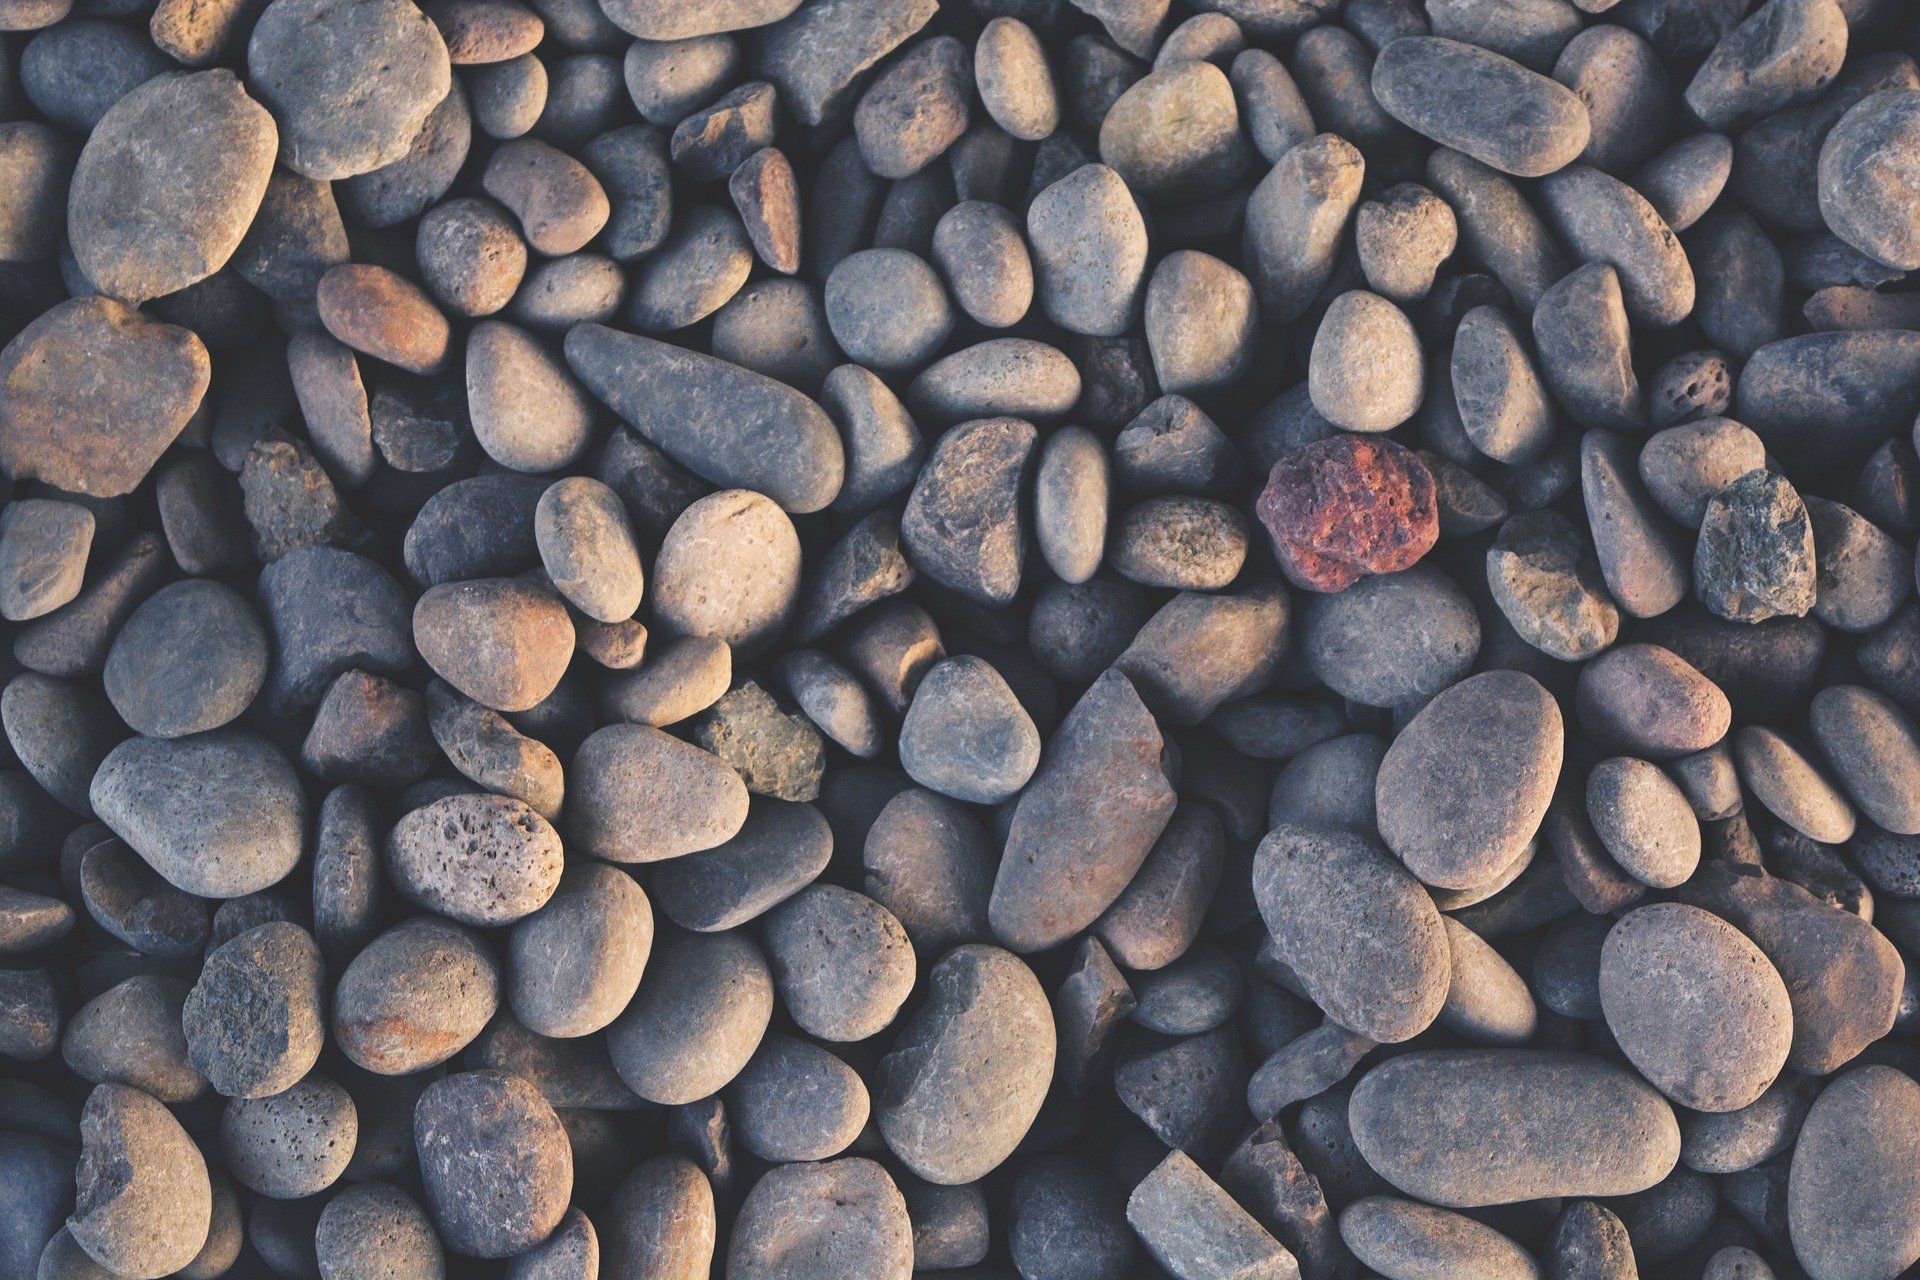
[1787, 1065, 1920, 1280]
[1099, 59, 1247, 201]
[66, 70, 277, 304]
[1805, 496, 1910, 631]
[332, 916, 499, 1074]
[1734, 724, 1857, 844]
[1600, 903, 1793, 1112]
[606, 927, 771, 1104]
[1127, 1150, 1296, 1280]
[652, 794, 830, 929]
[1696, 469, 1818, 623]
[1341, 1195, 1539, 1280]
[315, 1183, 445, 1280]
[415, 1069, 572, 1258]
[413, 576, 575, 713]
[247, 0, 452, 180]
[1809, 684, 1920, 833]
[183, 921, 325, 1099]
[222, 1072, 357, 1199]
[386, 792, 562, 925]
[101, 579, 265, 738]
[1487, 509, 1621, 660]
[1008, 1155, 1134, 1280]
[1373, 36, 1591, 177]
[62, 974, 205, 1103]
[569, 723, 749, 862]
[566, 323, 843, 513]
[1310, 290, 1423, 433]
[1254, 823, 1449, 1043]
[1257, 435, 1438, 592]
[1246, 132, 1365, 321]
[1685, 0, 1847, 132]
[69, 1083, 211, 1279]
[651, 488, 799, 655]
[509, 861, 652, 1038]
[0, 297, 209, 498]
[728, 1158, 912, 1280]
[1349, 1049, 1681, 1207]
[876, 944, 1052, 1184]
[729, 1032, 868, 1162]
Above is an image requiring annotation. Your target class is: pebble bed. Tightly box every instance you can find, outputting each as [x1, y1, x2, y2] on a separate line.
[2, 0, 1920, 1278]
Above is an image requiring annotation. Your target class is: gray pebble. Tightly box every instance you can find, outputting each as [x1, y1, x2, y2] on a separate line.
[1638, 417, 1767, 528]
[1246, 132, 1364, 321]
[1809, 684, 1920, 833]
[1126, 1150, 1295, 1280]
[184, 921, 325, 1099]
[823, 248, 952, 371]
[1806, 495, 1911, 631]
[728, 1032, 868, 1163]
[1533, 263, 1645, 432]
[101, 579, 264, 738]
[248, 0, 452, 180]
[1301, 564, 1481, 707]
[1540, 164, 1695, 327]
[1686, 0, 1847, 131]
[1341, 1195, 1537, 1280]
[69, 1083, 211, 1279]
[413, 575, 575, 712]
[315, 1182, 445, 1280]
[222, 1072, 356, 1199]
[902, 416, 1035, 607]
[1253, 823, 1449, 1043]
[332, 917, 499, 1075]
[764, 883, 914, 1042]
[856, 35, 971, 179]
[908, 338, 1082, 425]
[570, 722, 749, 862]
[0, 499, 90, 623]
[1098, 59, 1247, 200]
[1581, 427, 1691, 619]
[1095, 802, 1224, 971]
[898, 655, 1040, 804]
[1786, 1065, 1920, 1280]
[1145, 249, 1257, 396]
[862, 786, 994, 954]
[1486, 509, 1620, 661]
[90, 728, 303, 899]
[1634, 131, 1734, 233]
[600, 1154, 717, 1280]
[1683, 1073, 1817, 1174]
[1695, 468, 1817, 623]
[1452, 304, 1554, 462]
[62, 974, 205, 1103]
[1110, 496, 1247, 590]
[606, 927, 771, 1104]
[1310, 290, 1422, 433]
[728, 1157, 912, 1280]
[1027, 164, 1148, 338]
[876, 944, 1053, 1184]
[1373, 36, 1590, 176]
[567, 322, 843, 513]
[415, 1069, 571, 1258]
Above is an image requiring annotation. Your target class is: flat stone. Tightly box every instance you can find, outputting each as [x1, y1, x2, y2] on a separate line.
[1253, 823, 1449, 1043]
[565, 323, 843, 513]
[1373, 36, 1590, 176]
[1349, 1049, 1680, 1207]
[0, 297, 208, 498]
[875, 944, 1053, 1185]
[67, 70, 277, 303]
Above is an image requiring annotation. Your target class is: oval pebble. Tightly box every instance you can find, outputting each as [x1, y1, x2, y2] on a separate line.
[606, 927, 771, 1105]
[728, 1158, 911, 1280]
[386, 792, 563, 926]
[332, 917, 499, 1075]
[1787, 1065, 1920, 1280]
[415, 1069, 572, 1259]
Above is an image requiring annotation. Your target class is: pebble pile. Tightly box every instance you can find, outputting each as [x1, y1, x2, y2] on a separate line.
[4, 0, 1920, 1276]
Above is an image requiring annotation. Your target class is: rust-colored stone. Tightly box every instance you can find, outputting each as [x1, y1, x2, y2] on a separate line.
[1255, 434, 1439, 592]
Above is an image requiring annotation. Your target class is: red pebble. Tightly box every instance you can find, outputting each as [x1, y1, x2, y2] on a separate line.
[1256, 435, 1439, 592]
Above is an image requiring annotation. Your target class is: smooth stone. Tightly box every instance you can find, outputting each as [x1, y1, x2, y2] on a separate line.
[626, 204, 749, 330]
[1033, 424, 1109, 585]
[728, 1033, 868, 1163]
[1682, 1073, 1818, 1174]
[67, 70, 277, 303]
[1438, 917, 1538, 1047]
[763, 884, 914, 1042]
[1808, 685, 1920, 834]
[600, 1155, 716, 1280]
[61, 975, 205, 1103]
[1581, 428, 1691, 619]
[823, 249, 952, 371]
[1821, 89, 1920, 271]
[1357, 182, 1460, 304]
[332, 917, 499, 1074]
[1600, 903, 1793, 1112]
[569, 723, 749, 863]
[1806, 497, 1910, 632]
[989, 669, 1176, 952]
[1734, 725, 1857, 844]
[1008, 1155, 1134, 1280]
[599, 635, 731, 727]
[1373, 36, 1589, 177]
[876, 944, 1053, 1185]
[606, 927, 771, 1104]
[1310, 290, 1423, 433]
[565, 323, 843, 513]
[1246, 132, 1366, 321]
[402, 473, 545, 586]
[1539, 165, 1695, 327]
[221, 1073, 356, 1199]
[466, 321, 595, 473]
[1452, 305, 1554, 462]
[862, 787, 995, 955]
[933, 200, 1033, 330]
[415, 1070, 571, 1258]
[247, 0, 452, 180]
[1787, 1065, 1920, 1280]
[650, 795, 830, 931]
[1349, 1050, 1681, 1207]
[1639, 418, 1768, 528]
[69, 1084, 211, 1280]
[0, 498, 91, 623]
[1587, 757, 1701, 888]
[1340, 1196, 1539, 1280]
[907, 339, 1081, 426]
[728, 1158, 912, 1280]
[854, 35, 970, 178]
[1300, 564, 1480, 707]
[1533, 264, 1645, 431]
[183, 922, 325, 1099]
[1678, 862, 1901, 1075]
[1686, 0, 1847, 132]
[1376, 670, 1562, 890]
[897, 655, 1039, 805]
[413, 576, 574, 713]
[509, 861, 653, 1038]
[651, 489, 800, 656]
[901, 417, 1036, 607]
[0, 297, 209, 498]
[1253, 823, 1450, 1043]
[1098, 60, 1248, 201]
[102, 580, 265, 738]
[315, 1183, 445, 1280]
[90, 729, 303, 899]
[1096, 802, 1224, 970]
[1735, 330, 1920, 476]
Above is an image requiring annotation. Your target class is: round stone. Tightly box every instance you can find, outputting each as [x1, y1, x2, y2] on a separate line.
[413, 576, 575, 712]
[606, 928, 772, 1105]
[1600, 903, 1794, 1113]
[763, 884, 915, 1043]
[69, 1083, 212, 1280]
[508, 861, 653, 1039]
[651, 489, 801, 657]
[1586, 757, 1702, 889]
[415, 1069, 572, 1259]
[1788, 1065, 1920, 1280]
[102, 579, 267, 738]
[728, 1159, 911, 1280]
[183, 922, 325, 1099]
[386, 792, 563, 926]
[569, 724, 749, 863]
[332, 917, 499, 1075]
[897, 656, 1041, 805]
[221, 1073, 357, 1199]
